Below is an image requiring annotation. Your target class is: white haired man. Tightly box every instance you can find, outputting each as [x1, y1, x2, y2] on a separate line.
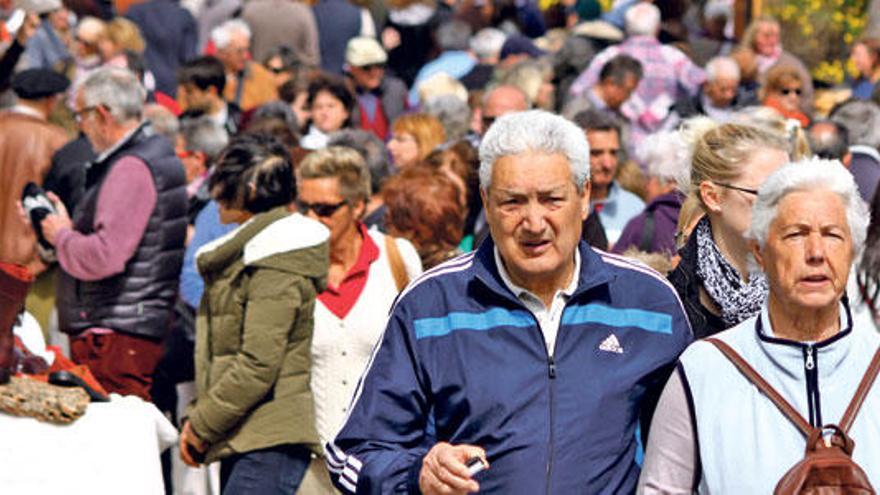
[211, 19, 277, 111]
[568, 3, 705, 159]
[672, 56, 757, 123]
[640, 158, 880, 492]
[326, 110, 692, 494]
[39, 68, 187, 400]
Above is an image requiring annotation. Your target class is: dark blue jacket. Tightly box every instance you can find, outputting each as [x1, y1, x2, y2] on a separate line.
[126, 0, 198, 97]
[327, 239, 692, 494]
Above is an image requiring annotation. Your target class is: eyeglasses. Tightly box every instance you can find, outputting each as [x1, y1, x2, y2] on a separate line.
[296, 199, 347, 217]
[781, 87, 802, 96]
[74, 105, 100, 123]
[716, 182, 759, 196]
[360, 63, 385, 71]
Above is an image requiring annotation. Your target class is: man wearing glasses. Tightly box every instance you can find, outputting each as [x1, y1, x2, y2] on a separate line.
[295, 145, 423, 491]
[344, 37, 406, 141]
[38, 67, 187, 400]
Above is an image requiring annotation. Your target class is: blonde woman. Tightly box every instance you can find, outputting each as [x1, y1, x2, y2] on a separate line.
[667, 119, 790, 339]
[386, 113, 446, 168]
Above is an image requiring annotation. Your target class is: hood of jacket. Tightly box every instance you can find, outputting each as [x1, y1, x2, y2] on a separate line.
[196, 207, 329, 292]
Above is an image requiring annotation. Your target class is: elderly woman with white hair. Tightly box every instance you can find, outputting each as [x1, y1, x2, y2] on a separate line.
[611, 130, 688, 256]
[639, 158, 880, 494]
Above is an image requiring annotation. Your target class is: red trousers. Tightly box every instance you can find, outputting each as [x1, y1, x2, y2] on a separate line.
[70, 332, 164, 400]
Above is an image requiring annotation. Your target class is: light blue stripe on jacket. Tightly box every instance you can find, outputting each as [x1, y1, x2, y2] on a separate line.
[414, 308, 534, 339]
[562, 304, 673, 334]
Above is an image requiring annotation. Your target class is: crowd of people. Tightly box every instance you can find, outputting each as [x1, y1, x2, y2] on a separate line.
[2, 0, 880, 493]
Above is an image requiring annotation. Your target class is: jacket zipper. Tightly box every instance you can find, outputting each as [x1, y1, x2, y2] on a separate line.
[803, 344, 822, 426]
[547, 352, 557, 494]
[525, 310, 557, 495]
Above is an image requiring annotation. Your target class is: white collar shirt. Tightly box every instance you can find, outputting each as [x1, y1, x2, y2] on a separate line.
[494, 246, 581, 357]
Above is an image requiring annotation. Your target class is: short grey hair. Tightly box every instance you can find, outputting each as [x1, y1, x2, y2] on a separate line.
[637, 130, 690, 186]
[181, 116, 229, 160]
[625, 3, 661, 37]
[143, 104, 179, 142]
[327, 129, 390, 194]
[479, 110, 590, 191]
[80, 67, 145, 123]
[705, 56, 740, 82]
[747, 157, 869, 258]
[829, 99, 880, 149]
[436, 20, 472, 52]
[470, 28, 506, 61]
[211, 19, 251, 50]
[425, 94, 472, 142]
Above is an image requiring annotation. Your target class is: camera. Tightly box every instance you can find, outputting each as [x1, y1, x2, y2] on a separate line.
[21, 182, 58, 262]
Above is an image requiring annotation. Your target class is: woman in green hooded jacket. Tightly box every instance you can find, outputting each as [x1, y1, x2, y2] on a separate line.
[179, 133, 330, 494]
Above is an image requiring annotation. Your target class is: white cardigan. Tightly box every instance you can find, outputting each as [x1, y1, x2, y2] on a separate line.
[311, 229, 422, 449]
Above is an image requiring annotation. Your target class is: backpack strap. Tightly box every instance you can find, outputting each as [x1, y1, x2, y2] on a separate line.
[706, 338, 813, 436]
[839, 345, 880, 433]
[638, 209, 656, 252]
[384, 235, 409, 293]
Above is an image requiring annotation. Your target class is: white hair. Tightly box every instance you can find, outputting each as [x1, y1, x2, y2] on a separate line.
[470, 28, 507, 61]
[210, 19, 251, 50]
[637, 130, 690, 187]
[705, 56, 740, 82]
[479, 110, 590, 191]
[624, 3, 661, 37]
[80, 67, 146, 123]
[747, 157, 869, 257]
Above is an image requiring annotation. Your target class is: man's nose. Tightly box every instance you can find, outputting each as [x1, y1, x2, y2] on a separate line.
[521, 202, 547, 232]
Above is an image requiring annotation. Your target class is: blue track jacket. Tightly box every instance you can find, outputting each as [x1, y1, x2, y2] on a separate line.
[327, 239, 693, 494]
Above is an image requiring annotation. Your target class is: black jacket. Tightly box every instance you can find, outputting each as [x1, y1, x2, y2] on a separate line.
[667, 224, 727, 339]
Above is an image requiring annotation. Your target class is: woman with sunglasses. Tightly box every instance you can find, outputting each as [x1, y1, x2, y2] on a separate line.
[761, 64, 810, 127]
[296, 145, 423, 490]
[667, 119, 790, 339]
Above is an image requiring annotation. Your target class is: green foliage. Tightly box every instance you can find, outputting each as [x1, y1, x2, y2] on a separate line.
[763, 0, 868, 84]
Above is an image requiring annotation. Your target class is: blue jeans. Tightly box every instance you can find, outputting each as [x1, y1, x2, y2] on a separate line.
[220, 444, 311, 495]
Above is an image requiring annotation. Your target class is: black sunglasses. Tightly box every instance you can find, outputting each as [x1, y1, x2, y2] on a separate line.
[716, 182, 759, 196]
[296, 199, 347, 217]
[781, 87, 802, 96]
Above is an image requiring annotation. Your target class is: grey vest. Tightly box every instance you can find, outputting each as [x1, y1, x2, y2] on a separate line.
[57, 124, 187, 339]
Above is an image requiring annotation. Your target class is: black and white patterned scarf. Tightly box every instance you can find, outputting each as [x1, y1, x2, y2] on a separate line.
[694, 217, 768, 326]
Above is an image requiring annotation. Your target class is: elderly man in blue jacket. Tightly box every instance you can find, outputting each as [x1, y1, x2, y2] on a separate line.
[326, 110, 692, 494]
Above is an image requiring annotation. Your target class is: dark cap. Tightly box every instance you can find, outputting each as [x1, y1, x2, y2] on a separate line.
[500, 34, 546, 60]
[12, 69, 70, 100]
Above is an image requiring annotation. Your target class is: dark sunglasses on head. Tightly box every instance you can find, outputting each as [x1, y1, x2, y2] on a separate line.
[781, 87, 802, 96]
[296, 199, 347, 217]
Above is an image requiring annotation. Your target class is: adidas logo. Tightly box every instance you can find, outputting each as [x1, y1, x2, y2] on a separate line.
[599, 334, 624, 354]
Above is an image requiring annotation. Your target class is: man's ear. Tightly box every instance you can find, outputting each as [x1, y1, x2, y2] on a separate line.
[196, 151, 208, 172]
[843, 152, 852, 169]
[699, 180, 723, 214]
[580, 180, 591, 220]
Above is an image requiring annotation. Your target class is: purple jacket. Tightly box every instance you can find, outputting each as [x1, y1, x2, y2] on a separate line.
[611, 191, 682, 255]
